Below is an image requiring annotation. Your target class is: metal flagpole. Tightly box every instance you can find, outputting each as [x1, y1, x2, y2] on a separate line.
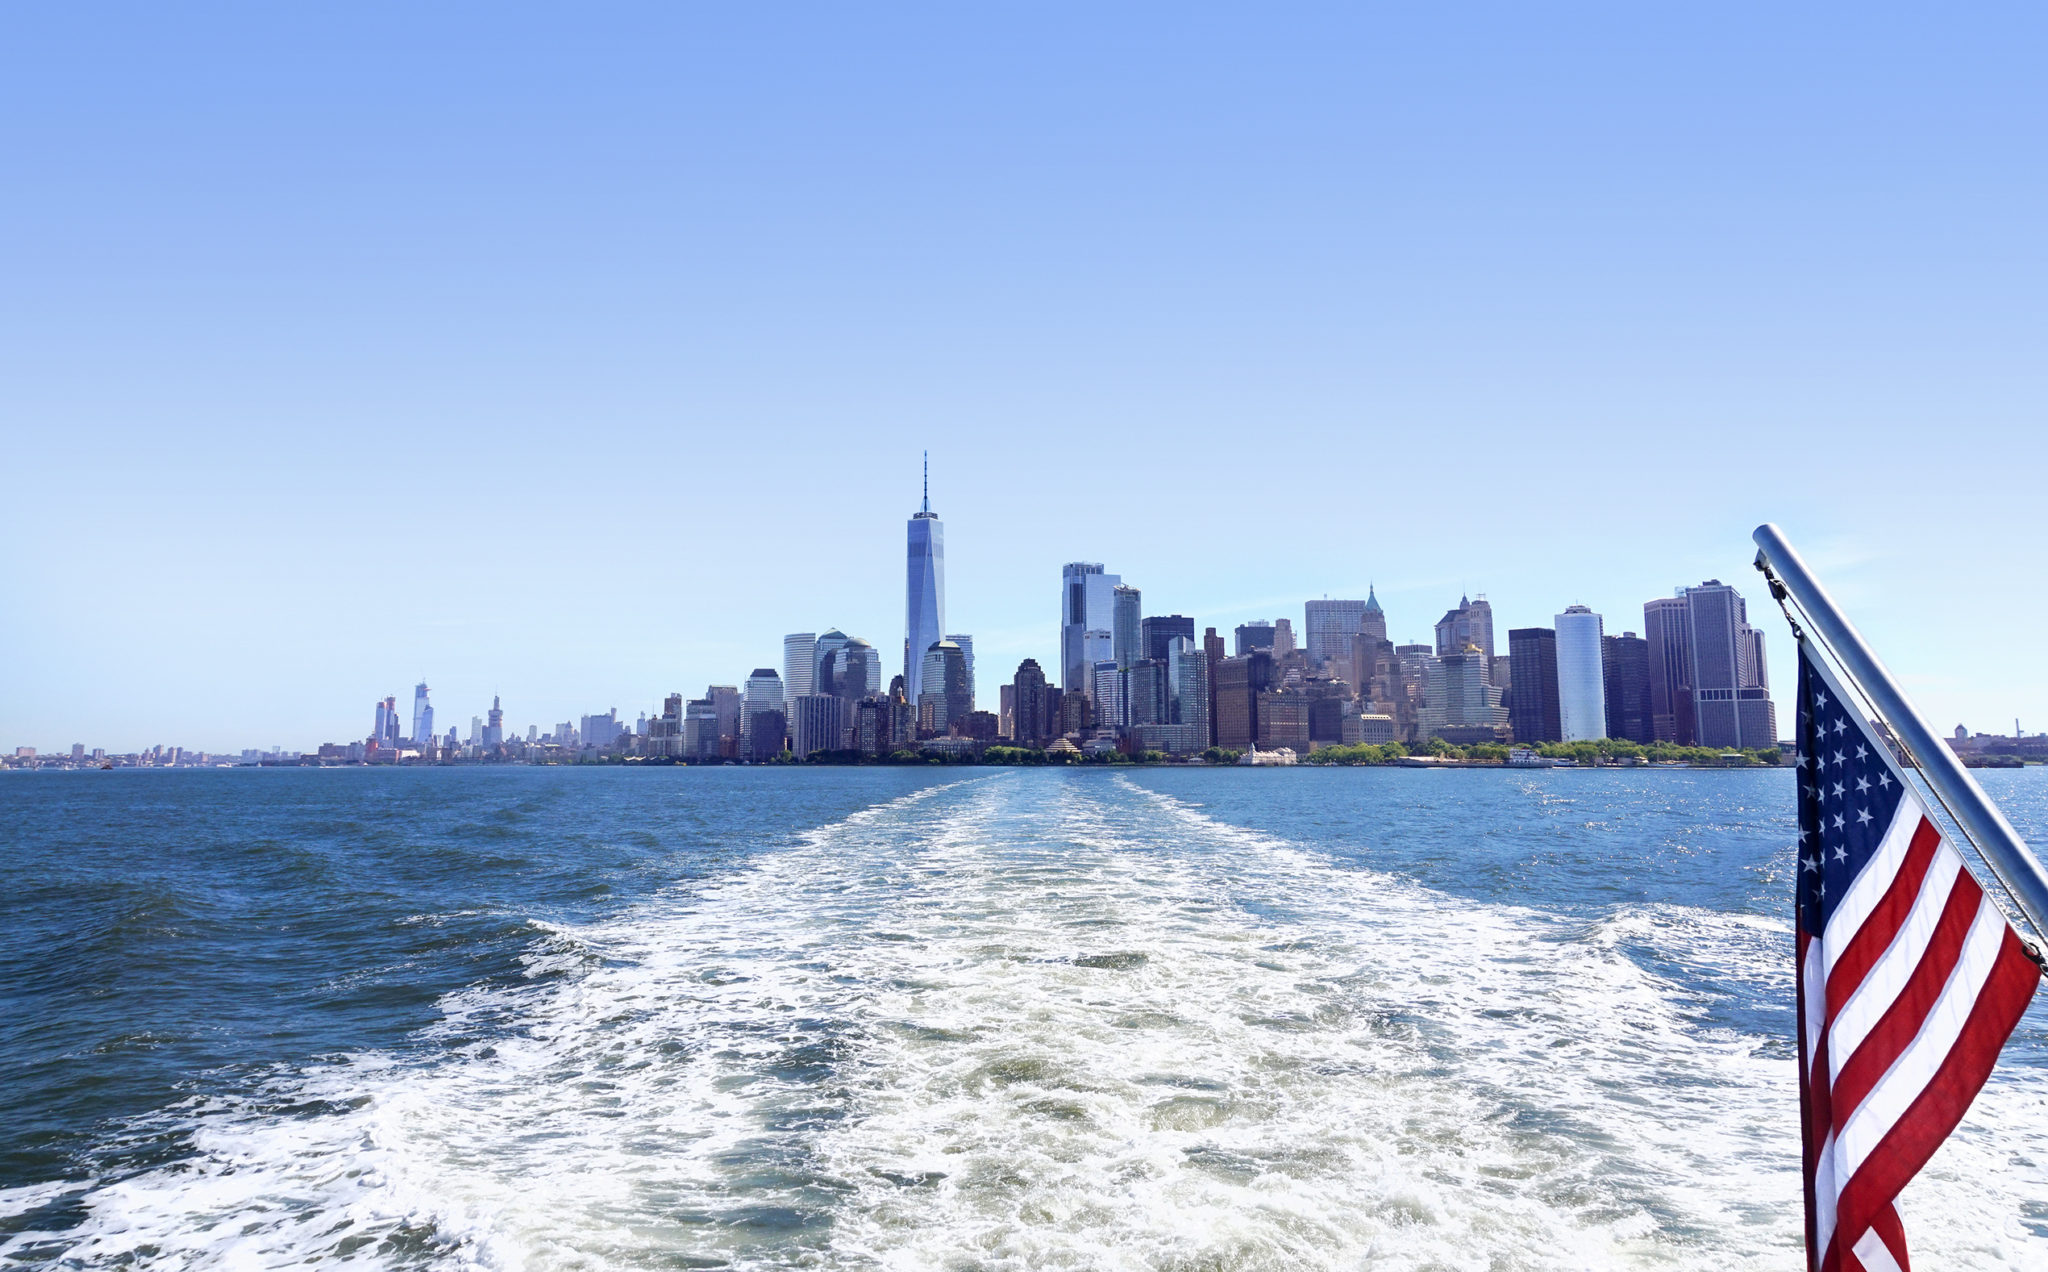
[1753, 522, 2048, 943]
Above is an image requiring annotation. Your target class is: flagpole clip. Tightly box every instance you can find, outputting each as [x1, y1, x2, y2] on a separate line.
[1753, 551, 1806, 643]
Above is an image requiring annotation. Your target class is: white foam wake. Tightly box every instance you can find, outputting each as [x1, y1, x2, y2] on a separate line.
[7, 772, 2045, 1270]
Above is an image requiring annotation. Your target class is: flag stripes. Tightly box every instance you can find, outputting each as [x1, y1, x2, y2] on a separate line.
[1794, 641, 2038, 1271]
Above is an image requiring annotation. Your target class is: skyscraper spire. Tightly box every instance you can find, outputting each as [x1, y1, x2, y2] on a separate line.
[904, 453, 945, 701]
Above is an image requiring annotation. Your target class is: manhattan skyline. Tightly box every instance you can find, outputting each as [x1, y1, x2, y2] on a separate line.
[7, 7, 2047, 751]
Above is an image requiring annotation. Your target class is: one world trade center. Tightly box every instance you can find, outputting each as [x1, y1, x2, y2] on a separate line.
[903, 455, 945, 703]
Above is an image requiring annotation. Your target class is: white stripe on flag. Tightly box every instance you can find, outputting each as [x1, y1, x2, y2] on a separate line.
[1812, 1127, 1838, 1260]
[1829, 847, 1965, 1076]
[1836, 895, 2009, 1177]
[1823, 802, 1926, 971]
[1803, 938, 1837, 1256]
[1803, 939, 1828, 1066]
[1853, 1225, 1904, 1272]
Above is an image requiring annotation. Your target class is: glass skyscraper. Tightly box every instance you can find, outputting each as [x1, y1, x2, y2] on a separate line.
[1060, 562, 1121, 692]
[1111, 585, 1142, 669]
[1555, 606, 1608, 741]
[904, 458, 946, 704]
[1303, 599, 1369, 670]
[943, 634, 975, 712]
[782, 633, 818, 707]
[1684, 580, 1776, 748]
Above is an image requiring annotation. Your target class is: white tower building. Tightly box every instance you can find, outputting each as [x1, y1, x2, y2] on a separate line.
[782, 633, 818, 707]
[1555, 605, 1609, 741]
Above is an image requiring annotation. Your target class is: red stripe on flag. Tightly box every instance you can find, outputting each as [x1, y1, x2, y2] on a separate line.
[1825, 819, 1942, 1017]
[1867, 1204, 1908, 1272]
[1825, 931, 2039, 1271]
[1830, 871, 1984, 1121]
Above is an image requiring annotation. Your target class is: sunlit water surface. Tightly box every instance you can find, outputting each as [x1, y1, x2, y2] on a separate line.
[5, 765, 2047, 1269]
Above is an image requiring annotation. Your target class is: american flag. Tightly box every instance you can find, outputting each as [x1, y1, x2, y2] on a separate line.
[1796, 640, 2040, 1271]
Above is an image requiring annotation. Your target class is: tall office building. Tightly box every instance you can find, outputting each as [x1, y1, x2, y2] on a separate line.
[1507, 627, 1562, 743]
[1352, 632, 1395, 704]
[1090, 659, 1125, 730]
[1011, 658, 1052, 746]
[1361, 587, 1387, 642]
[1642, 595, 1695, 745]
[827, 637, 881, 702]
[743, 669, 785, 758]
[904, 456, 946, 703]
[1060, 562, 1122, 691]
[1168, 637, 1210, 734]
[783, 633, 818, 705]
[792, 695, 849, 758]
[1272, 619, 1296, 660]
[1555, 607, 1607, 741]
[1602, 633, 1655, 744]
[1428, 648, 1501, 730]
[372, 697, 396, 748]
[1126, 660, 1168, 729]
[1304, 599, 1369, 670]
[411, 682, 433, 746]
[944, 634, 975, 711]
[1392, 645, 1432, 738]
[579, 708, 617, 750]
[1214, 651, 1277, 748]
[1203, 627, 1227, 746]
[918, 641, 973, 735]
[1685, 580, 1776, 748]
[707, 685, 742, 750]
[812, 630, 848, 696]
[1112, 586, 1143, 669]
[1140, 615, 1195, 663]
[1434, 595, 1495, 659]
[1235, 621, 1276, 655]
[684, 699, 720, 761]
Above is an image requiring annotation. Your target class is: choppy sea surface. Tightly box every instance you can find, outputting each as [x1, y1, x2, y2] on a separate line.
[5, 766, 2048, 1270]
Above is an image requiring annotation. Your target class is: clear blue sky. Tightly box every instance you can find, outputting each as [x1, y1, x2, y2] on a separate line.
[5, 5, 2044, 753]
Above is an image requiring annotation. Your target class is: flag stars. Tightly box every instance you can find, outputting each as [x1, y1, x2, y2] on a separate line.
[1834, 717, 1849, 736]
[1834, 843, 1849, 860]
[1879, 772, 1893, 790]
[1834, 813, 1847, 831]
[1856, 744, 1869, 761]
[1833, 751, 1846, 768]
[1833, 782, 1846, 799]
[1856, 777, 1871, 793]
[1856, 807, 1874, 826]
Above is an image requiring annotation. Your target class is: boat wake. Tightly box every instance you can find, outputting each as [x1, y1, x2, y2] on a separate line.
[6, 772, 2045, 1269]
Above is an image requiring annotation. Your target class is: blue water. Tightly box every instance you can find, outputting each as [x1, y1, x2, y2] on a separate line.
[3, 767, 2045, 1268]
